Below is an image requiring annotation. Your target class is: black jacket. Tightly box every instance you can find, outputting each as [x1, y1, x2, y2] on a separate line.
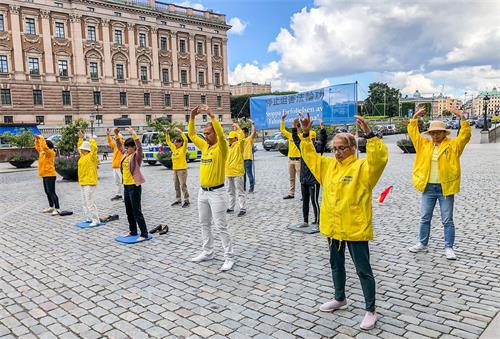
[292, 127, 328, 185]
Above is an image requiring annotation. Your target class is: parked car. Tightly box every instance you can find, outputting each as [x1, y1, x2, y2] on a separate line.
[386, 124, 396, 135]
[450, 118, 460, 129]
[46, 134, 62, 143]
[263, 132, 286, 151]
[475, 117, 492, 129]
[142, 131, 203, 165]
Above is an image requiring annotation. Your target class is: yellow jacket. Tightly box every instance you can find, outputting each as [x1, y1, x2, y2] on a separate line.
[78, 138, 98, 186]
[107, 134, 123, 169]
[226, 129, 245, 177]
[188, 117, 228, 187]
[243, 134, 254, 160]
[301, 136, 388, 241]
[408, 119, 471, 196]
[280, 119, 301, 158]
[34, 138, 56, 177]
[166, 132, 188, 170]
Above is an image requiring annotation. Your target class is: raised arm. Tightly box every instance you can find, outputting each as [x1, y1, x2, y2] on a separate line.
[450, 109, 471, 155]
[106, 129, 116, 150]
[408, 106, 427, 150]
[165, 127, 175, 150]
[208, 110, 228, 157]
[250, 119, 257, 139]
[188, 106, 207, 150]
[126, 127, 142, 162]
[299, 114, 328, 184]
[291, 119, 301, 151]
[317, 120, 328, 154]
[77, 131, 84, 157]
[280, 114, 292, 140]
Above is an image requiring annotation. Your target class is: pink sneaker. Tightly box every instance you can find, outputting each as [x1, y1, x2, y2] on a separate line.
[360, 311, 378, 330]
[319, 299, 347, 312]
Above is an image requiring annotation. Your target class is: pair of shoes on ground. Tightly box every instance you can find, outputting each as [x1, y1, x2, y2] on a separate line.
[283, 195, 294, 200]
[227, 209, 246, 217]
[42, 207, 60, 216]
[110, 195, 122, 201]
[319, 299, 377, 330]
[408, 243, 457, 260]
[150, 224, 169, 235]
[191, 252, 234, 271]
[171, 201, 190, 208]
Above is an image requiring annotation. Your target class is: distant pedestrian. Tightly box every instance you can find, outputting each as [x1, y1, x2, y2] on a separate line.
[242, 119, 257, 193]
[225, 121, 246, 217]
[407, 106, 471, 260]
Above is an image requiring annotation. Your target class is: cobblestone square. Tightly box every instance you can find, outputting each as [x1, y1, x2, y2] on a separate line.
[0, 134, 499, 338]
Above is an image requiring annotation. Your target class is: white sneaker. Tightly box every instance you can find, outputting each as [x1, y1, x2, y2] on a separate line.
[191, 252, 214, 263]
[408, 243, 428, 253]
[445, 247, 457, 260]
[51, 209, 60, 216]
[220, 259, 234, 271]
[89, 221, 100, 227]
[85, 219, 92, 223]
[42, 207, 54, 213]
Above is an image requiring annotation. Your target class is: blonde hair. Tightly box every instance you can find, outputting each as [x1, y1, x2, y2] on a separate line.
[330, 132, 357, 150]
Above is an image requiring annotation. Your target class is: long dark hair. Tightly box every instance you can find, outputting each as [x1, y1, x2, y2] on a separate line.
[45, 139, 54, 149]
[124, 138, 135, 148]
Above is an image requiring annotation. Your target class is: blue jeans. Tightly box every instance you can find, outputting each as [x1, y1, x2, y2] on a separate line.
[418, 183, 455, 248]
[244, 160, 254, 191]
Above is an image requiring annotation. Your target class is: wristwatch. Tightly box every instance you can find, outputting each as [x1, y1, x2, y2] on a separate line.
[363, 131, 376, 139]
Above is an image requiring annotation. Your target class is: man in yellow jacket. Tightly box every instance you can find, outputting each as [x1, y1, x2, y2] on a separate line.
[408, 106, 471, 260]
[107, 128, 123, 201]
[280, 112, 301, 199]
[188, 104, 234, 272]
[78, 131, 100, 227]
[225, 122, 246, 217]
[300, 114, 388, 331]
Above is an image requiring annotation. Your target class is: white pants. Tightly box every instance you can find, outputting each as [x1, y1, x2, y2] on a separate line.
[198, 188, 233, 259]
[225, 176, 246, 211]
[81, 185, 99, 223]
[112, 168, 122, 196]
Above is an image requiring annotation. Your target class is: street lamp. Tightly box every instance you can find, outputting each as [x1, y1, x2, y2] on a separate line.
[90, 111, 96, 137]
[482, 95, 490, 132]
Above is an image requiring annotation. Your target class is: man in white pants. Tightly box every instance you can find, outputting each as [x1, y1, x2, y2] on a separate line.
[106, 128, 123, 200]
[225, 122, 246, 217]
[188, 104, 234, 271]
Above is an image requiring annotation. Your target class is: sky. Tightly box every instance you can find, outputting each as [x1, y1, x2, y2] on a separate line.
[174, 0, 500, 99]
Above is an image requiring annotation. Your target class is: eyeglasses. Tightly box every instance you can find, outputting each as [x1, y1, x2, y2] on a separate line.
[332, 145, 350, 152]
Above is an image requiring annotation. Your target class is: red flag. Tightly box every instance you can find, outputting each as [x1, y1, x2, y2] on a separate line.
[377, 186, 393, 203]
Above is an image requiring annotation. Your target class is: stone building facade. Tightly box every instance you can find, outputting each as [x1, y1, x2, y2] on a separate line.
[230, 81, 272, 96]
[0, 0, 231, 127]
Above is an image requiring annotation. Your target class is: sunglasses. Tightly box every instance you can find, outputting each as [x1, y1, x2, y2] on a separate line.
[332, 146, 350, 152]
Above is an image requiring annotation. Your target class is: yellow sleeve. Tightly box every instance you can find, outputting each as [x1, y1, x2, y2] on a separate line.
[34, 138, 42, 153]
[280, 119, 291, 140]
[106, 134, 117, 151]
[300, 136, 326, 185]
[453, 120, 471, 156]
[77, 137, 83, 156]
[365, 137, 389, 189]
[165, 133, 175, 150]
[89, 138, 98, 161]
[237, 128, 245, 152]
[188, 118, 207, 150]
[180, 132, 188, 153]
[407, 119, 426, 151]
[211, 117, 228, 157]
[39, 138, 50, 152]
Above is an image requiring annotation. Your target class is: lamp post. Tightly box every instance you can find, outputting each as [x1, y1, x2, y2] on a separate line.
[482, 95, 490, 131]
[90, 111, 96, 137]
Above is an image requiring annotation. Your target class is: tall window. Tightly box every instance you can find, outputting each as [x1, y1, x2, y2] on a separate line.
[139, 33, 146, 47]
[0, 55, 8, 73]
[164, 94, 171, 107]
[140, 66, 148, 81]
[119, 92, 127, 106]
[55, 22, 65, 38]
[214, 73, 221, 86]
[162, 68, 169, 83]
[0, 14, 4, 32]
[33, 90, 43, 105]
[25, 18, 36, 34]
[160, 37, 167, 50]
[213, 44, 220, 57]
[144, 93, 151, 106]
[114, 30, 123, 44]
[4, 116, 13, 123]
[198, 71, 205, 85]
[28, 57, 39, 75]
[62, 91, 71, 105]
[146, 115, 152, 123]
[65, 115, 72, 124]
[93, 91, 101, 105]
[217, 95, 222, 108]
[95, 115, 103, 125]
[196, 41, 203, 55]
[180, 69, 188, 85]
[89, 62, 98, 78]
[116, 64, 124, 80]
[58, 60, 68, 77]
[0, 89, 11, 105]
[201, 95, 206, 104]
[183, 95, 189, 107]
[36, 116, 45, 125]
[87, 26, 96, 41]
[179, 39, 186, 53]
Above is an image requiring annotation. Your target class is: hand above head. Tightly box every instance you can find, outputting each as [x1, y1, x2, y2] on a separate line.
[320, 119, 324, 129]
[190, 105, 200, 118]
[106, 128, 110, 136]
[165, 127, 171, 134]
[413, 106, 426, 119]
[78, 131, 84, 139]
[200, 104, 214, 118]
[174, 127, 183, 134]
[126, 127, 137, 136]
[113, 128, 120, 136]
[355, 115, 371, 134]
[232, 122, 239, 130]
[281, 111, 287, 120]
[451, 108, 465, 120]
[293, 118, 299, 129]
[300, 113, 313, 133]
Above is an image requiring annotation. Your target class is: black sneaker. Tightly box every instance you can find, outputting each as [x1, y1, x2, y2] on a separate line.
[159, 225, 169, 235]
[171, 201, 181, 206]
[111, 195, 122, 201]
[237, 210, 246, 217]
[283, 195, 294, 200]
[181, 201, 190, 208]
[226, 209, 234, 213]
[150, 225, 162, 234]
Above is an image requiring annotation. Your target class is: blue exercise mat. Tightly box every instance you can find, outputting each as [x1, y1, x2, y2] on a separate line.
[75, 221, 106, 228]
[114, 233, 152, 244]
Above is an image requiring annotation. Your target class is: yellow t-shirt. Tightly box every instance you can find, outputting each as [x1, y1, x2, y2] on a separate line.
[188, 117, 228, 187]
[428, 146, 440, 184]
[122, 155, 135, 185]
[226, 129, 245, 177]
[166, 133, 188, 170]
[243, 135, 254, 160]
[280, 119, 301, 158]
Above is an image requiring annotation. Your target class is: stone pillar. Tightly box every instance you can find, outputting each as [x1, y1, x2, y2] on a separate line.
[189, 33, 196, 89]
[9, 5, 25, 80]
[101, 19, 113, 84]
[206, 35, 213, 90]
[222, 37, 229, 91]
[70, 14, 86, 83]
[40, 10, 55, 82]
[171, 31, 179, 87]
[127, 23, 138, 85]
[151, 26, 160, 85]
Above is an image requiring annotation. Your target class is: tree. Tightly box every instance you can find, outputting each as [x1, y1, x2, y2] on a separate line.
[364, 82, 400, 117]
[58, 119, 89, 156]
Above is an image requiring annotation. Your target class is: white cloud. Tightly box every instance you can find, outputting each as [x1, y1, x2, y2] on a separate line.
[228, 17, 247, 35]
[172, 1, 205, 10]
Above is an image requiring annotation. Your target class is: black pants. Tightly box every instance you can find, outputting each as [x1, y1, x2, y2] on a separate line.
[124, 185, 148, 237]
[301, 183, 320, 223]
[42, 176, 59, 209]
[328, 239, 376, 312]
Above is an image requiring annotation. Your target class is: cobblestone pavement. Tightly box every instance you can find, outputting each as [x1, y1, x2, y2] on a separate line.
[0, 135, 499, 339]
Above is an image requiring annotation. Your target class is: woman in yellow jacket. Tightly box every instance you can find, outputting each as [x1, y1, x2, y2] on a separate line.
[407, 107, 471, 260]
[34, 134, 61, 216]
[107, 128, 123, 201]
[300, 114, 388, 331]
[77, 131, 100, 227]
[165, 127, 190, 207]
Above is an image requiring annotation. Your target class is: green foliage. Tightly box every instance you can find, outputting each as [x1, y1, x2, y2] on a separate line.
[230, 91, 298, 119]
[156, 150, 172, 161]
[364, 82, 400, 117]
[58, 118, 89, 156]
[1, 131, 34, 148]
[401, 102, 415, 118]
[147, 118, 184, 143]
[363, 115, 389, 120]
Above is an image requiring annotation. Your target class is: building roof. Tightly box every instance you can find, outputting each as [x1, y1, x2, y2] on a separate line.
[478, 87, 500, 97]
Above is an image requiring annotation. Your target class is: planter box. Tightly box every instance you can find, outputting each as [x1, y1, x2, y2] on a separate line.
[397, 143, 416, 153]
[0, 148, 37, 162]
[9, 159, 35, 168]
[56, 167, 78, 181]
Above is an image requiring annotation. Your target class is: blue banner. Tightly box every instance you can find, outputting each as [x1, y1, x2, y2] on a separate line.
[250, 82, 357, 130]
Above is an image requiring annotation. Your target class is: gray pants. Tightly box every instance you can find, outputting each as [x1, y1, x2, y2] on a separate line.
[225, 176, 246, 211]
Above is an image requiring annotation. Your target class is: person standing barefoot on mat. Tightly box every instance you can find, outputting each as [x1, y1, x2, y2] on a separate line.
[34, 134, 61, 215]
[188, 104, 234, 271]
[116, 128, 149, 241]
